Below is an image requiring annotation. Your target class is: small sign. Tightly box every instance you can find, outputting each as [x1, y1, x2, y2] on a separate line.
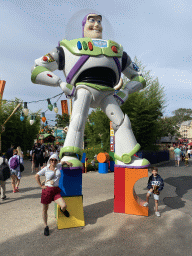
[110, 136, 114, 144]
[110, 130, 114, 136]
[110, 144, 114, 152]
[110, 121, 113, 129]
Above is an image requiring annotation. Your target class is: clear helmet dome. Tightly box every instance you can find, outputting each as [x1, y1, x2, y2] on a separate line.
[64, 9, 114, 40]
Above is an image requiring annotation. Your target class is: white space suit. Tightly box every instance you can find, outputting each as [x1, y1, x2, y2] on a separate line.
[31, 14, 150, 169]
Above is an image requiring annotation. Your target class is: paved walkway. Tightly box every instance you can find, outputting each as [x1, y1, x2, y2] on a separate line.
[0, 159, 192, 256]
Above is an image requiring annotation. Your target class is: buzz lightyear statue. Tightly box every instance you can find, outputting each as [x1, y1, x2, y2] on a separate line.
[31, 13, 150, 169]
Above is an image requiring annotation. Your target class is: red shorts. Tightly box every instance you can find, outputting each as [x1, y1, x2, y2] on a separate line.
[41, 186, 62, 204]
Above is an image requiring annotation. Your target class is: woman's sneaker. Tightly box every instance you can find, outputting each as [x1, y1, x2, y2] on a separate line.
[60, 208, 70, 217]
[143, 202, 149, 207]
[155, 211, 161, 217]
[44, 226, 49, 236]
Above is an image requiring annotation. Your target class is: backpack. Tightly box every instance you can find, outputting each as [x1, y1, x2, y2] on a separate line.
[0, 158, 11, 181]
[9, 156, 19, 169]
[35, 147, 43, 161]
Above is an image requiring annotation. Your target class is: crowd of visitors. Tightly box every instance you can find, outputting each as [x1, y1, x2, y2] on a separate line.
[174, 145, 192, 167]
[0, 143, 74, 236]
[30, 143, 61, 173]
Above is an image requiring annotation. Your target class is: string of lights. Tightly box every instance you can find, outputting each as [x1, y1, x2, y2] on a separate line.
[0, 92, 64, 104]
[1, 92, 66, 126]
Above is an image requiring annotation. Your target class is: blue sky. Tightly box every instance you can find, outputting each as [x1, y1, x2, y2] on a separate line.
[1, 0, 192, 125]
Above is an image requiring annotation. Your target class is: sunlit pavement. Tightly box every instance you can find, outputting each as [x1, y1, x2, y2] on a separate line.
[0, 160, 192, 256]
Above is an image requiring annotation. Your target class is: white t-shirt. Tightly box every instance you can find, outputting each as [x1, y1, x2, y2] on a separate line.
[37, 164, 62, 187]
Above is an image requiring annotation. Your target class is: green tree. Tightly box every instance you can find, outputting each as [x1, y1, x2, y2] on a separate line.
[121, 57, 166, 149]
[171, 108, 192, 125]
[0, 99, 41, 153]
[156, 116, 181, 140]
[55, 113, 69, 127]
[85, 108, 110, 151]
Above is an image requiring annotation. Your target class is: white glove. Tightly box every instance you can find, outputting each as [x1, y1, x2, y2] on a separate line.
[59, 81, 76, 99]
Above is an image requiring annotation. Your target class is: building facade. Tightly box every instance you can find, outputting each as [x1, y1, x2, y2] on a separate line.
[179, 120, 192, 143]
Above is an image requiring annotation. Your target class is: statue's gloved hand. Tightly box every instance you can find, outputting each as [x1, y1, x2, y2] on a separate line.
[113, 89, 129, 106]
[59, 81, 76, 99]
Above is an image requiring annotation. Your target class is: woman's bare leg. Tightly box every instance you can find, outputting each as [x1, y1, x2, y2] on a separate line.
[55, 197, 67, 211]
[42, 204, 49, 227]
[11, 175, 16, 191]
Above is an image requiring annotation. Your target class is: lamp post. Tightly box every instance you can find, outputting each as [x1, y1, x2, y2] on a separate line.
[0, 103, 21, 153]
[0, 80, 6, 154]
[55, 123, 58, 143]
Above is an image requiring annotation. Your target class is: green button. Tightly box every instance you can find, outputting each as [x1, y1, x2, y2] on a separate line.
[82, 41, 88, 50]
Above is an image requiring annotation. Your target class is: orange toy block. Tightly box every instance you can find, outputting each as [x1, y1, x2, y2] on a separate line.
[124, 168, 148, 216]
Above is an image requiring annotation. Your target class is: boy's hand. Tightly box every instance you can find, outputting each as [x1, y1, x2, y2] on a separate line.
[153, 185, 160, 195]
[149, 188, 153, 193]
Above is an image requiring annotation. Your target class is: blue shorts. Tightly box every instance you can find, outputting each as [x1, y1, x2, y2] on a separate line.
[11, 170, 21, 179]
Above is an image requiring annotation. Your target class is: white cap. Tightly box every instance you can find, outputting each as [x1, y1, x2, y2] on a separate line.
[47, 153, 59, 167]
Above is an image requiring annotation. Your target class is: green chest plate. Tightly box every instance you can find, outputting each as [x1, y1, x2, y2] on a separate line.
[60, 38, 123, 57]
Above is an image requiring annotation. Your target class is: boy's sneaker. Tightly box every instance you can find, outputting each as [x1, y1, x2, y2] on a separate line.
[15, 187, 19, 192]
[155, 211, 161, 217]
[1, 196, 6, 200]
[44, 226, 49, 236]
[143, 202, 149, 207]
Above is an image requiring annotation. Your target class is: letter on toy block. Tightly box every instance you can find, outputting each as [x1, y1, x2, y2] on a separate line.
[114, 167, 148, 216]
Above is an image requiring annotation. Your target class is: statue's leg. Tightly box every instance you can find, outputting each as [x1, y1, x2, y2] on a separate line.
[60, 88, 92, 167]
[100, 94, 150, 168]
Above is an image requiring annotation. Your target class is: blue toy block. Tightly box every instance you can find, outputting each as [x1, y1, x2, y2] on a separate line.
[81, 152, 86, 163]
[98, 162, 108, 174]
[110, 161, 114, 172]
[59, 168, 82, 196]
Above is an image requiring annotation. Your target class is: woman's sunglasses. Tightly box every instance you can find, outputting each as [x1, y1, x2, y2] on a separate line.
[50, 159, 57, 162]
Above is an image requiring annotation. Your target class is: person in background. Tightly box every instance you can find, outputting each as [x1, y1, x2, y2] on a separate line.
[181, 149, 185, 162]
[174, 145, 181, 167]
[0, 154, 9, 200]
[44, 146, 49, 166]
[33, 143, 44, 172]
[6, 144, 14, 160]
[17, 146, 24, 159]
[187, 147, 191, 158]
[30, 145, 36, 173]
[9, 149, 23, 193]
[185, 154, 189, 167]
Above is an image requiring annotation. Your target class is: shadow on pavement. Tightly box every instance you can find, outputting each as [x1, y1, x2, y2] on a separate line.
[1, 203, 192, 256]
[163, 175, 192, 210]
[84, 198, 114, 225]
[0, 191, 41, 205]
[5, 186, 41, 194]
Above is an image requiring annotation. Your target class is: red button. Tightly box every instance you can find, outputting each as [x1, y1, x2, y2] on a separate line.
[111, 46, 118, 53]
[42, 56, 48, 61]
[47, 74, 52, 77]
[88, 42, 93, 51]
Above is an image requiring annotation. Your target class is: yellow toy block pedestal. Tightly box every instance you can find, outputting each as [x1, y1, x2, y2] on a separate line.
[55, 195, 85, 229]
